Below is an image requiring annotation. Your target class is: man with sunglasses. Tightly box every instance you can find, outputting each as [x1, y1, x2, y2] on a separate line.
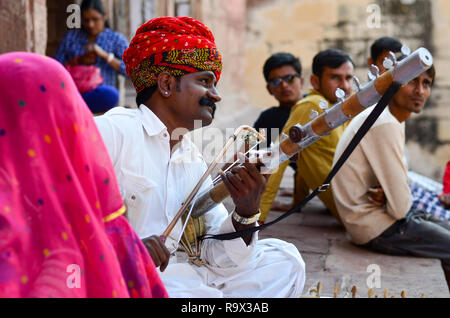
[254, 53, 304, 148]
[254, 53, 304, 212]
[259, 49, 354, 224]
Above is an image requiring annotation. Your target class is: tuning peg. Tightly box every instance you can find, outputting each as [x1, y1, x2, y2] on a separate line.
[352, 75, 361, 92]
[319, 99, 328, 110]
[351, 285, 357, 298]
[310, 109, 319, 119]
[383, 51, 398, 70]
[368, 64, 379, 81]
[334, 285, 339, 298]
[388, 51, 397, 61]
[335, 88, 346, 102]
[383, 57, 394, 70]
[401, 45, 411, 56]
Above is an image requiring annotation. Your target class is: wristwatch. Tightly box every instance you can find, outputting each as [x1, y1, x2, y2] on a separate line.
[232, 209, 261, 225]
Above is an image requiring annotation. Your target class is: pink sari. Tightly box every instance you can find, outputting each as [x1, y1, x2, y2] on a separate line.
[0, 52, 168, 298]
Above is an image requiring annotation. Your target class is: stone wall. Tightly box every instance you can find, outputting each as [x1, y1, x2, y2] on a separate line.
[0, 0, 47, 55]
[244, 0, 449, 180]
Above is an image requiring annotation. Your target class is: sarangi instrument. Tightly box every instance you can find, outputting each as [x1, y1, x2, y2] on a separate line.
[161, 46, 433, 242]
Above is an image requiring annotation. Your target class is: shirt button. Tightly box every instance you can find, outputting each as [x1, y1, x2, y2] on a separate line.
[131, 195, 136, 200]
[163, 133, 168, 138]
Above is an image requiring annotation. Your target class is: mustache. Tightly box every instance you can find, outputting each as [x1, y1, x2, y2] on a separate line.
[411, 95, 425, 102]
[199, 96, 217, 116]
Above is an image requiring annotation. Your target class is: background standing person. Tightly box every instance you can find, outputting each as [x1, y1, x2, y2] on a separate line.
[54, 0, 129, 115]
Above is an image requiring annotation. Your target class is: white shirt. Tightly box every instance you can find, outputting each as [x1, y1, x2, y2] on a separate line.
[94, 105, 257, 266]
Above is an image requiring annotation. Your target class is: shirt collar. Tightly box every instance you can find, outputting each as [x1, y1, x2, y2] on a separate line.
[139, 105, 201, 160]
[386, 107, 405, 127]
[139, 104, 167, 137]
[309, 89, 325, 99]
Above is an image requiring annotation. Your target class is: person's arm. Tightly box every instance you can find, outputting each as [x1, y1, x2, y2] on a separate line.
[200, 163, 266, 268]
[142, 162, 267, 271]
[85, 43, 122, 72]
[258, 101, 315, 222]
[141, 235, 171, 272]
[220, 162, 268, 245]
[361, 124, 412, 219]
[91, 32, 129, 76]
[259, 160, 289, 222]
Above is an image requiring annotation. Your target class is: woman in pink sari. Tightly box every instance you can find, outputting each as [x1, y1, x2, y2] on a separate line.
[0, 52, 168, 298]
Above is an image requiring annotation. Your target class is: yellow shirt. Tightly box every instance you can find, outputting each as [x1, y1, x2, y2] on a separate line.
[259, 89, 345, 222]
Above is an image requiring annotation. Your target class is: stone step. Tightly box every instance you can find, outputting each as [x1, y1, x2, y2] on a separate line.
[260, 197, 449, 298]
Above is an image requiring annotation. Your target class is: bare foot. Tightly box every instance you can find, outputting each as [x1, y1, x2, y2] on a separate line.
[271, 201, 293, 212]
[278, 187, 293, 197]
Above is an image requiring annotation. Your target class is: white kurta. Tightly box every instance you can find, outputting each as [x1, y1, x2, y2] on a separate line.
[95, 105, 305, 298]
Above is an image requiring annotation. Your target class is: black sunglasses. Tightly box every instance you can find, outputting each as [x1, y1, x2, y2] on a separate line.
[268, 74, 300, 87]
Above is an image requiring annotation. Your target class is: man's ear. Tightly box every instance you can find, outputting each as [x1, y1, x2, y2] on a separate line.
[367, 57, 374, 67]
[157, 72, 173, 97]
[266, 83, 274, 96]
[310, 74, 320, 91]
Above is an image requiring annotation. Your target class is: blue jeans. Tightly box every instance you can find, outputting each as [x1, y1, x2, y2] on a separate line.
[362, 207, 450, 289]
[81, 84, 119, 114]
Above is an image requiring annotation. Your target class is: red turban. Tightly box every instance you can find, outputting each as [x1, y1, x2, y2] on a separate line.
[123, 17, 223, 94]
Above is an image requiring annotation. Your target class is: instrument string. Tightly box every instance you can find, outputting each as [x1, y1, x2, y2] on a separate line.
[211, 139, 264, 185]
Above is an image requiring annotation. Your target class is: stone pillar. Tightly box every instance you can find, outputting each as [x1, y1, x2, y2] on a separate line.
[0, 0, 47, 55]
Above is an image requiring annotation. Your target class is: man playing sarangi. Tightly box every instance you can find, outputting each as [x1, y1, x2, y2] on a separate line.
[95, 16, 305, 298]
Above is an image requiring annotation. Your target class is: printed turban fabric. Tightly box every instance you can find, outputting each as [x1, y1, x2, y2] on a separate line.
[123, 16, 223, 94]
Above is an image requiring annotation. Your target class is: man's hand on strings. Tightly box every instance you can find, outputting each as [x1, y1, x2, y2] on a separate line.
[220, 161, 268, 218]
[142, 235, 170, 272]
